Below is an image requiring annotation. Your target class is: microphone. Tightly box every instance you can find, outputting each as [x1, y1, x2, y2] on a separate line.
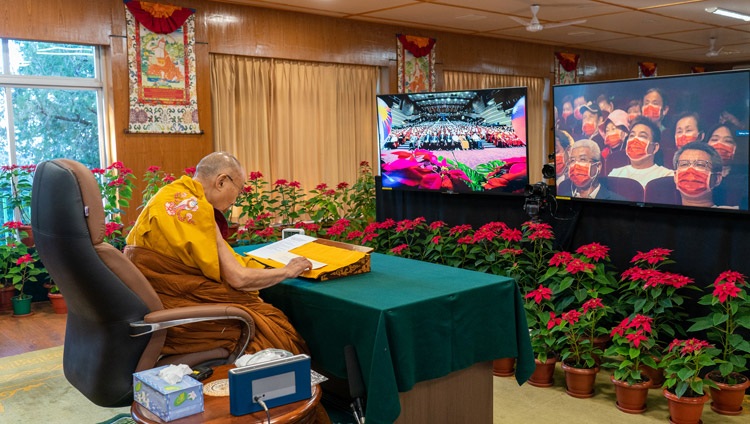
[344, 345, 366, 424]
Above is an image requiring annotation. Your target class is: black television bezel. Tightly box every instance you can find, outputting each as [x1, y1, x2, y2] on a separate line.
[552, 69, 750, 215]
[376, 86, 530, 197]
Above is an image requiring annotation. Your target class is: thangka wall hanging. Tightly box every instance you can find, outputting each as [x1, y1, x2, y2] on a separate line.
[638, 62, 658, 78]
[397, 35, 436, 93]
[554, 52, 579, 84]
[125, 0, 200, 134]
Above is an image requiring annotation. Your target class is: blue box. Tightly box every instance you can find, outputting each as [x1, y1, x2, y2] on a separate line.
[133, 366, 204, 422]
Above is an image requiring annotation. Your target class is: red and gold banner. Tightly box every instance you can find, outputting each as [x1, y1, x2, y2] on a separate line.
[125, 1, 200, 133]
[554, 52, 579, 84]
[638, 62, 658, 78]
[397, 35, 436, 93]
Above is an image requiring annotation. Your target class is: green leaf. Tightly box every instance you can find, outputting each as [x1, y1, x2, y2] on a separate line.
[686, 318, 713, 332]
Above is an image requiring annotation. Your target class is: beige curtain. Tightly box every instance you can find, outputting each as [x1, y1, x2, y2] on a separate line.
[210, 54, 379, 196]
[444, 71, 549, 183]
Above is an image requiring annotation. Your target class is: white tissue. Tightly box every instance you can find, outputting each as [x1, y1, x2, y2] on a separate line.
[235, 348, 293, 367]
[158, 364, 193, 384]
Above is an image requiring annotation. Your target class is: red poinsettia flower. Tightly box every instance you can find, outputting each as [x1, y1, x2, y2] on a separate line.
[525, 284, 552, 304]
[575, 242, 609, 262]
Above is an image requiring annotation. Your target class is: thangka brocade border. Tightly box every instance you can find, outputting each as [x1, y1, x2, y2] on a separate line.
[125, 7, 200, 134]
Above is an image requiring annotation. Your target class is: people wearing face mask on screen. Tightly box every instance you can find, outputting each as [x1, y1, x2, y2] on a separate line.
[601, 109, 629, 160]
[672, 142, 735, 209]
[661, 111, 705, 170]
[706, 122, 748, 208]
[554, 130, 574, 186]
[608, 116, 674, 187]
[565, 139, 624, 200]
[571, 94, 587, 138]
[641, 88, 672, 147]
[578, 101, 605, 149]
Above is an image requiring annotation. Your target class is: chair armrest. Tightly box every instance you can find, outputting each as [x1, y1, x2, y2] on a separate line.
[130, 304, 254, 363]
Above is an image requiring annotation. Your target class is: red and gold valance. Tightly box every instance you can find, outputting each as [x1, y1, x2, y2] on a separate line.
[397, 34, 436, 58]
[554, 52, 579, 72]
[124, 0, 195, 34]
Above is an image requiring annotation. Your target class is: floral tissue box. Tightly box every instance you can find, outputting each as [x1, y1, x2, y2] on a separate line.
[133, 365, 204, 421]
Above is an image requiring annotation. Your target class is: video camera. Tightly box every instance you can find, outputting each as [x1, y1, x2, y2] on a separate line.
[523, 181, 550, 221]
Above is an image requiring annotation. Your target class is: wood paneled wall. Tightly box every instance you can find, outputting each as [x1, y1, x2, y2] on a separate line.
[0, 0, 717, 221]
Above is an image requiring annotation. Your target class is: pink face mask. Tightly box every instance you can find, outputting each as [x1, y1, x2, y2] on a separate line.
[675, 167, 710, 197]
[642, 104, 661, 121]
[626, 136, 650, 161]
[709, 141, 736, 162]
[605, 133, 622, 149]
[568, 162, 597, 188]
[582, 122, 596, 137]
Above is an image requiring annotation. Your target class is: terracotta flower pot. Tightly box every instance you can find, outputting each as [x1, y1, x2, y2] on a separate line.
[639, 361, 665, 388]
[492, 357, 516, 377]
[19, 224, 35, 247]
[706, 370, 750, 416]
[0, 286, 15, 313]
[527, 357, 557, 388]
[610, 375, 652, 413]
[561, 362, 599, 398]
[663, 388, 709, 424]
[48, 293, 67, 314]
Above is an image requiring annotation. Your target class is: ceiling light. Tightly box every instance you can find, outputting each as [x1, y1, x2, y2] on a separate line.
[706, 7, 750, 22]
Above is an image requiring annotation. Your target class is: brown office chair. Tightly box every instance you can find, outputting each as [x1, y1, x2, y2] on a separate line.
[30, 158, 254, 408]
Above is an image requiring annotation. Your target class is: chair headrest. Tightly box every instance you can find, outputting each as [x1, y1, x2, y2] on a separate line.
[35, 159, 107, 245]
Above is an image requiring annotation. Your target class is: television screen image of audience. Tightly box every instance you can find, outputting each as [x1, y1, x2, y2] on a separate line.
[553, 70, 750, 212]
[377, 87, 529, 195]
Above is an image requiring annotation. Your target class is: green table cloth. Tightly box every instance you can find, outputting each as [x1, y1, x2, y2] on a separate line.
[235, 246, 534, 424]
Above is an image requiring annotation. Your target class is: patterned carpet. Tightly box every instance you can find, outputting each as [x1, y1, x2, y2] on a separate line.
[0, 346, 130, 423]
[2, 347, 747, 423]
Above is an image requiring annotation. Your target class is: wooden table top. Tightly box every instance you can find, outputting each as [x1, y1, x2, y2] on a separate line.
[131, 364, 321, 424]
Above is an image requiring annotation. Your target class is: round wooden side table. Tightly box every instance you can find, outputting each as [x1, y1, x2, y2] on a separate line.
[131, 365, 321, 424]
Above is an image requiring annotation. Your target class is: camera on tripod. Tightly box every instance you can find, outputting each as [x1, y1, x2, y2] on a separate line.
[523, 181, 549, 221]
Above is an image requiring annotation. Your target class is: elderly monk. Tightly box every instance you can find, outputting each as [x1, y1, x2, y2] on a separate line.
[125, 152, 313, 357]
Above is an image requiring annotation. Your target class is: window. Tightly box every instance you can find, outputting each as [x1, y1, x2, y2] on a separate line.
[0, 39, 107, 223]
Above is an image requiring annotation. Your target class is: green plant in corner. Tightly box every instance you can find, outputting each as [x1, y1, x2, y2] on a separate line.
[687, 270, 750, 385]
[0, 164, 36, 224]
[8, 250, 45, 299]
[344, 161, 376, 223]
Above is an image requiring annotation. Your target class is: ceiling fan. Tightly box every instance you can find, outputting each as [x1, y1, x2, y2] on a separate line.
[510, 4, 586, 33]
[704, 37, 740, 58]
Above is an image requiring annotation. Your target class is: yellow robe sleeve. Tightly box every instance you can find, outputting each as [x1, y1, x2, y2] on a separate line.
[126, 176, 262, 281]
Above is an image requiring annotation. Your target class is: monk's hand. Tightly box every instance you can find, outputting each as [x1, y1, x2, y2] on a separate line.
[285, 256, 312, 278]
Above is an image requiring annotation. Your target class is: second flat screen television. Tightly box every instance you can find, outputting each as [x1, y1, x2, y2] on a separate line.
[377, 87, 529, 195]
[553, 70, 750, 212]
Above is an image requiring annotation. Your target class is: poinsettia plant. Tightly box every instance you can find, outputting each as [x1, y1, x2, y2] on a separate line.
[687, 270, 750, 385]
[524, 284, 563, 363]
[603, 314, 658, 385]
[516, 221, 556, 295]
[661, 338, 719, 398]
[543, 242, 618, 312]
[556, 297, 611, 369]
[619, 248, 697, 345]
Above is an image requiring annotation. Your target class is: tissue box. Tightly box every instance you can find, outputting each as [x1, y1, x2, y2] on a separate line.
[133, 366, 204, 422]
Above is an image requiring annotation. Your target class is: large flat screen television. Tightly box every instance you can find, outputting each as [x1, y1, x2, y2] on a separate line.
[376, 87, 529, 195]
[552, 70, 750, 213]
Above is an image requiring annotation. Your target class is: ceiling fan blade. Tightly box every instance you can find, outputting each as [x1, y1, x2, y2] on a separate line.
[542, 19, 587, 30]
[509, 16, 531, 26]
